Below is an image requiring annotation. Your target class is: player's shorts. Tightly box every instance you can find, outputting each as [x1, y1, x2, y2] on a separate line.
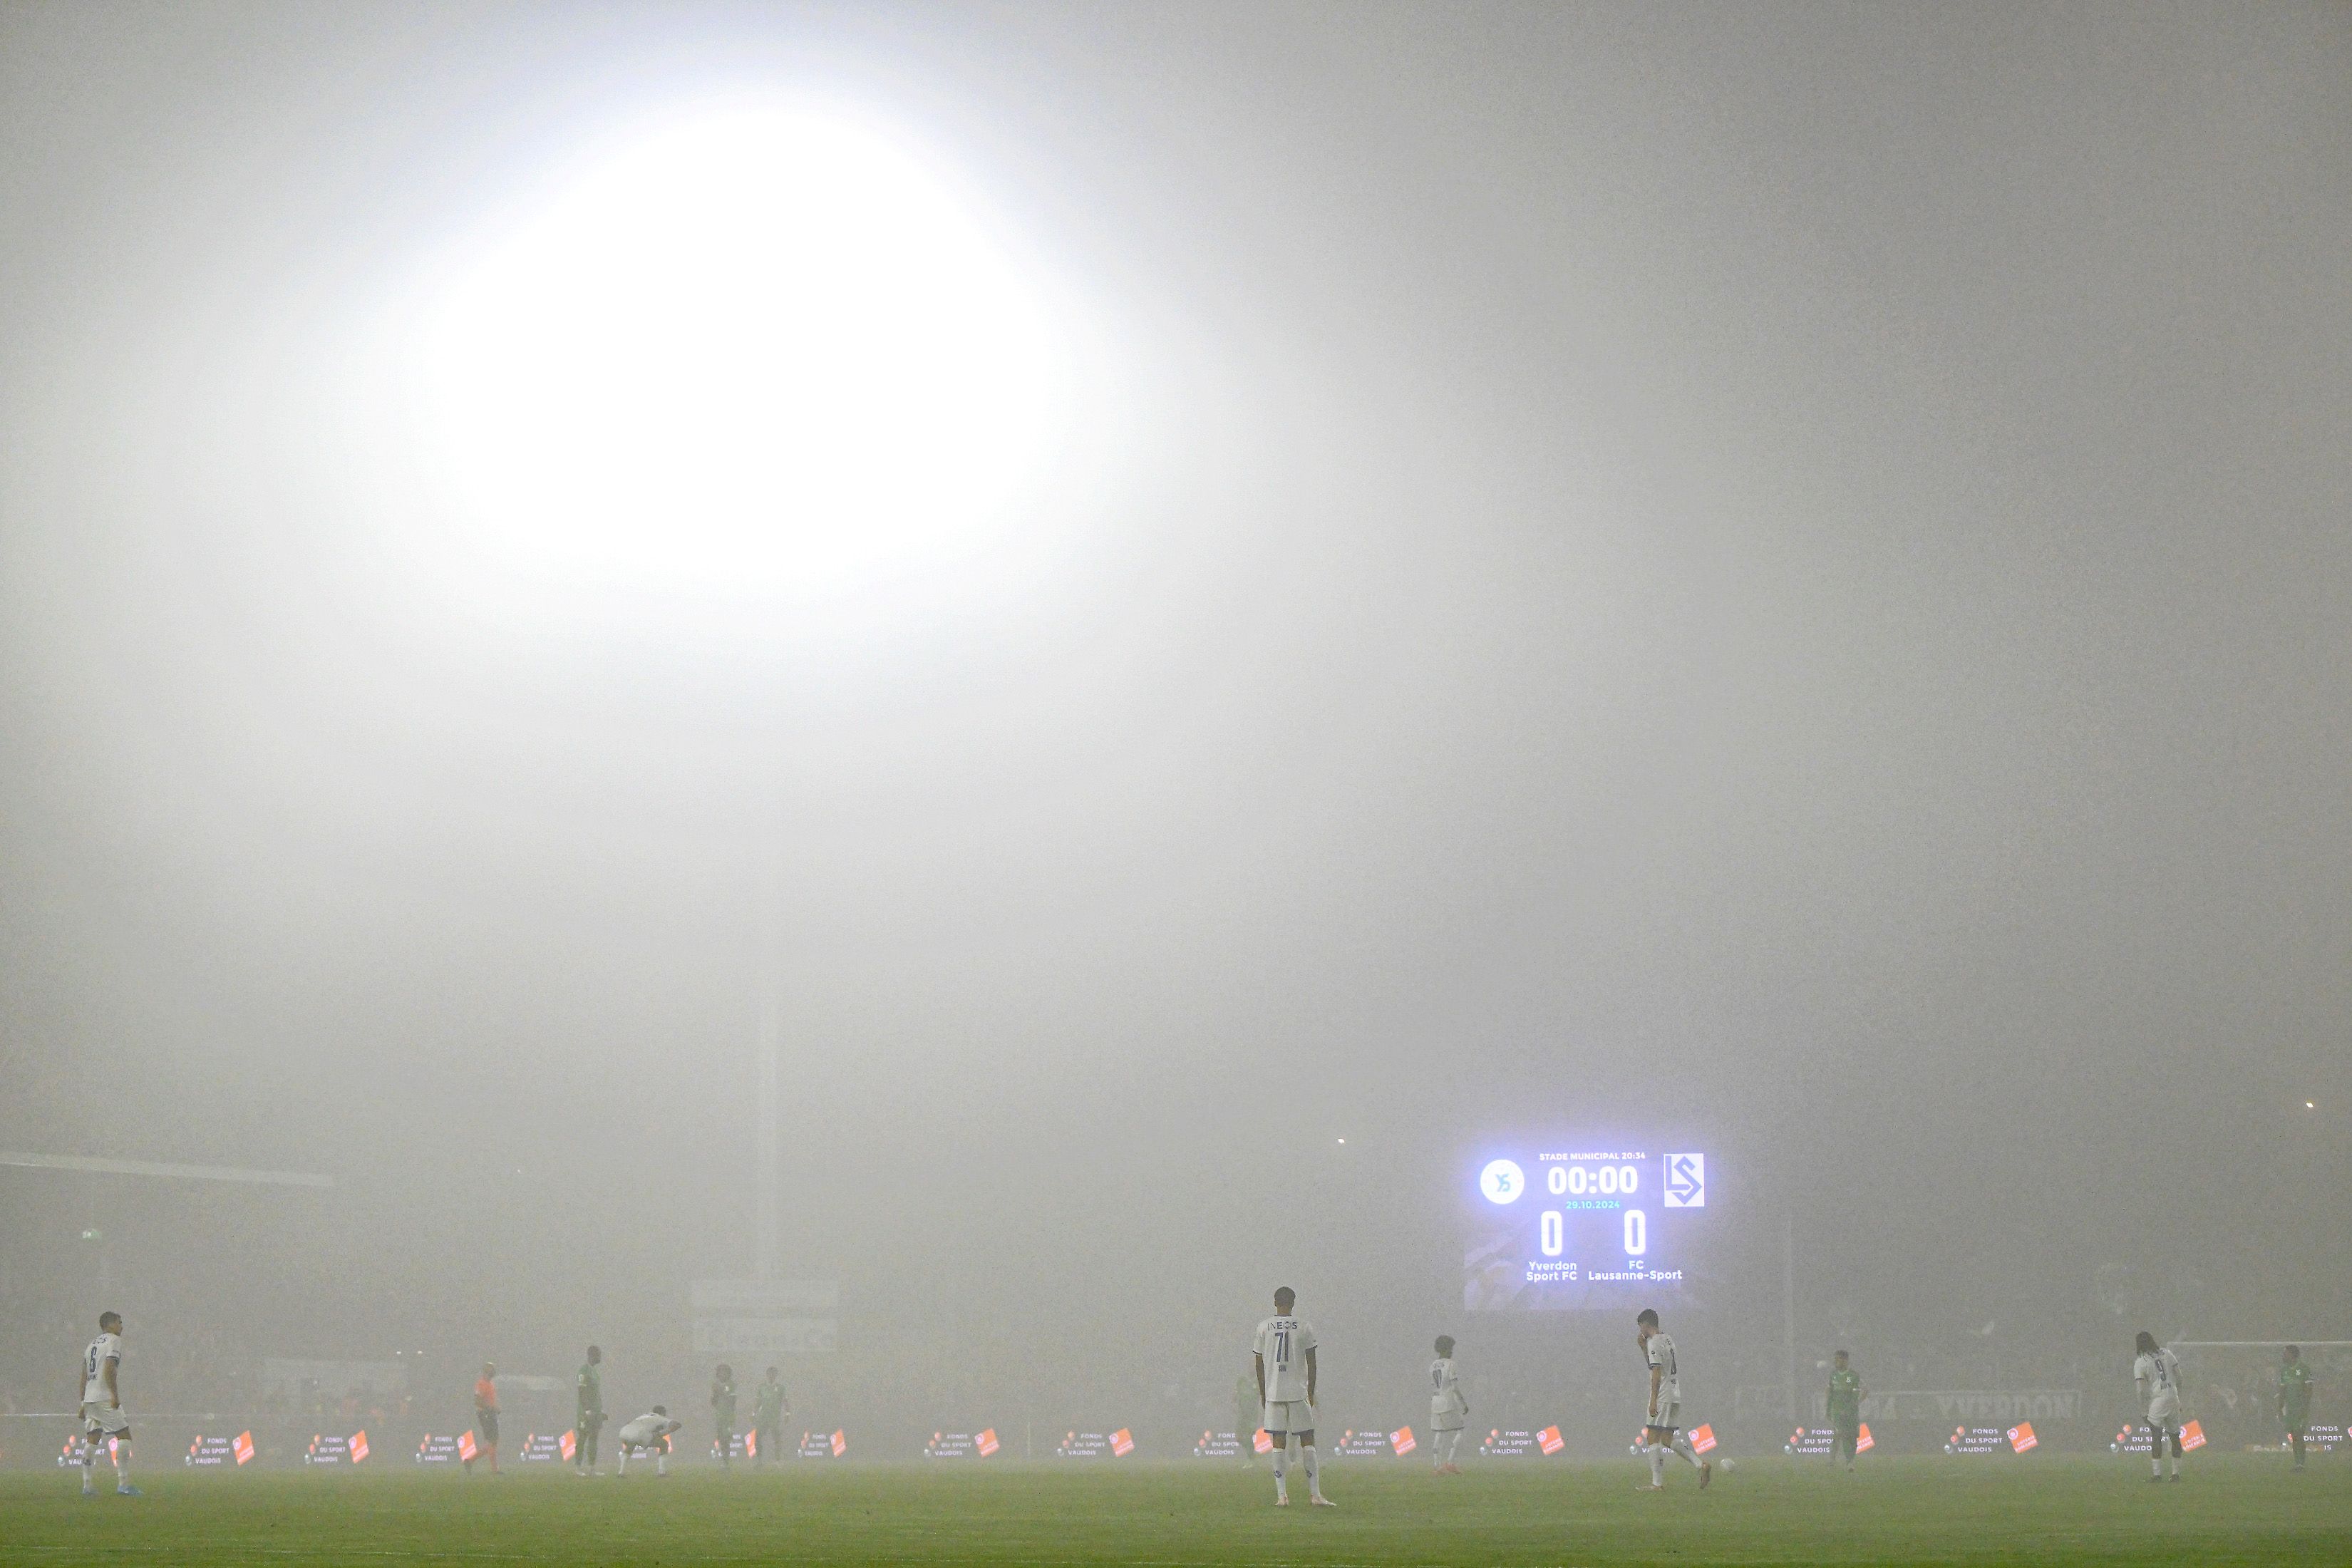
[1264, 1400, 1314, 1434]
[617, 1422, 666, 1449]
[79, 1402, 130, 1438]
[2146, 1393, 2181, 1428]
[1432, 1412, 1465, 1433]
[1644, 1401, 1681, 1432]
[476, 1409, 500, 1445]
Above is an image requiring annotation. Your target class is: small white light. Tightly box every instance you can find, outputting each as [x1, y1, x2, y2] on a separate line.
[1336, 1138, 1346, 1145]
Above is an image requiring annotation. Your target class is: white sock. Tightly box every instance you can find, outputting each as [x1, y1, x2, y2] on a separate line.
[1649, 1443, 1666, 1486]
[1302, 1443, 1321, 1497]
[81, 1445, 96, 1490]
[1673, 1434, 1701, 1468]
[1272, 1438, 1289, 1499]
[112, 1443, 130, 1486]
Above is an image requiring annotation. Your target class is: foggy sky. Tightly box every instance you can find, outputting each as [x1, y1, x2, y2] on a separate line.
[3, 1, 2348, 1435]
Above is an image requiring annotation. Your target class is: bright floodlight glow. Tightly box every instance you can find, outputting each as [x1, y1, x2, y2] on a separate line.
[408, 104, 1071, 603]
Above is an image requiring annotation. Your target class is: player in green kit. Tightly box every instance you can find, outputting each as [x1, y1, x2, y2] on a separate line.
[711, 1364, 738, 1470]
[752, 1367, 787, 1465]
[2279, 1346, 2314, 1470]
[1827, 1351, 1866, 1471]
[573, 1346, 604, 1475]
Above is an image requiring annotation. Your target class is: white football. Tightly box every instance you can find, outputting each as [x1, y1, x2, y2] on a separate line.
[1720, 1458, 1737, 1471]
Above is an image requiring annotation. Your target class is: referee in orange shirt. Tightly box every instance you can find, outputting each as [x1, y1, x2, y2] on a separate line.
[468, 1362, 501, 1475]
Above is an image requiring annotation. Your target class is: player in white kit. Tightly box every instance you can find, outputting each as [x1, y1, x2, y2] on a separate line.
[614, 1407, 684, 1476]
[76, 1311, 138, 1497]
[1428, 1335, 1469, 1473]
[1634, 1309, 1709, 1491]
[1253, 1286, 1334, 1507]
[2133, 1331, 2186, 1482]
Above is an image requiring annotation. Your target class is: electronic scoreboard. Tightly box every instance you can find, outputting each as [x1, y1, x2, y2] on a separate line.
[1463, 1147, 1713, 1311]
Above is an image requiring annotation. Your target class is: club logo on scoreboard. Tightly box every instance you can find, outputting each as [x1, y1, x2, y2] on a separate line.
[1662, 1153, 1705, 1208]
[1479, 1159, 1527, 1205]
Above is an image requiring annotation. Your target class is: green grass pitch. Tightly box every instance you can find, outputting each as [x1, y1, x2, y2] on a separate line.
[3, 1456, 2346, 1565]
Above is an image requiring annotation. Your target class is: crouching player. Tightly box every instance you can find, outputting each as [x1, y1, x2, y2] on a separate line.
[615, 1407, 684, 1477]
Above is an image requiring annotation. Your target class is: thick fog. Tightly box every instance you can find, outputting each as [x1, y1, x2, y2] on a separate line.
[3, 2, 2346, 1454]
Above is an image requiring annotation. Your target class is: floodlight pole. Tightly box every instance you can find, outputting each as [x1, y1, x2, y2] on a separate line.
[754, 838, 783, 1282]
[1783, 1212, 1798, 1423]
[755, 989, 781, 1280]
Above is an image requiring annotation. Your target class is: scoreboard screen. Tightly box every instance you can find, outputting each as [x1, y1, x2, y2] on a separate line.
[1463, 1147, 1711, 1311]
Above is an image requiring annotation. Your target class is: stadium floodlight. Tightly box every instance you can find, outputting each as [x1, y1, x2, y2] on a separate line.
[381, 100, 1101, 1280]
[404, 102, 1073, 608]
